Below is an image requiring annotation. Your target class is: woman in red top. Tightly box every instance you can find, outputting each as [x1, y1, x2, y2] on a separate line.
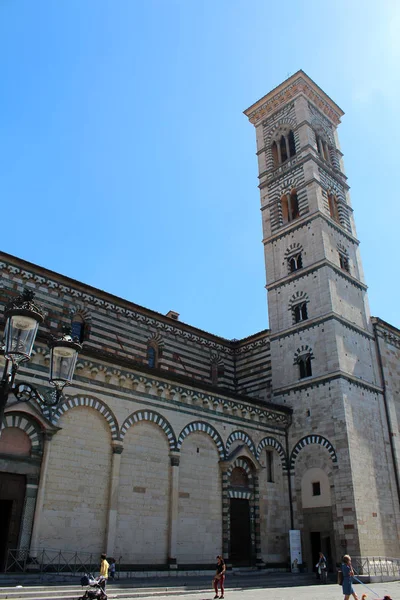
[213, 556, 226, 599]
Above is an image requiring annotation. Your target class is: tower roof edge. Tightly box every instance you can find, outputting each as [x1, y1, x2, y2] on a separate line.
[243, 70, 344, 126]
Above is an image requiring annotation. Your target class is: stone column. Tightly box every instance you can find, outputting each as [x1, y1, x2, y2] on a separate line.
[285, 136, 290, 161]
[29, 432, 54, 558]
[323, 141, 330, 163]
[220, 462, 230, 560]
[277, 140, 282, 164]
[316, 136, 323, 156]
[105, 441, 124, 556]
[167, 451, 180, 568]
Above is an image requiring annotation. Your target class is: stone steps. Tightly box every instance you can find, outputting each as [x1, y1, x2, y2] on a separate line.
[0, 573, 319, 600]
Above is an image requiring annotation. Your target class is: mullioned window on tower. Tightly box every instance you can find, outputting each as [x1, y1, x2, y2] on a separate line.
[271, 130, 296, 167]
[281, 190, 300, 224]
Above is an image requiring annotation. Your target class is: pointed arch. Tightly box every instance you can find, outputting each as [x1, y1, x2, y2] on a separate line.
[51, 395, 119, 440]
[120, 410, 177, 450]
[256, 437, 287, 469]
[177, 421, 225, 459]
[290, 434, 338, 470]
[1, 412, 43, 454]
[226, 431, 256, 457]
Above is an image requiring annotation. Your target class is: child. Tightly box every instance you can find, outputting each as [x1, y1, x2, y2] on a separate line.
[109, 557, 116, 581]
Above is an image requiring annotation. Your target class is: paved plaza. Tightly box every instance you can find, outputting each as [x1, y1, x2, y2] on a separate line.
[0, 574, 399, 600]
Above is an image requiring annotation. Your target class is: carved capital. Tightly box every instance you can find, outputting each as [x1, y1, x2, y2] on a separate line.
[112, 442, 124, 455]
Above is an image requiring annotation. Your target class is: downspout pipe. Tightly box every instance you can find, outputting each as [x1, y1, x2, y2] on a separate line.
[285, 428, 294, 530]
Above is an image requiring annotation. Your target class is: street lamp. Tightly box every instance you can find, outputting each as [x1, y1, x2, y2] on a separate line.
[0, 288, 82, 430]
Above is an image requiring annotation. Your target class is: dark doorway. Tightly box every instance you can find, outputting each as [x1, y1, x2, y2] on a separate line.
[230, 499, 251, 566]
[0, 473, 26, 570]
[310, 531, 321, 576]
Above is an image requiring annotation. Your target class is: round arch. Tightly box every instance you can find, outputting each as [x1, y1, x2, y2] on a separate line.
[51, 395, 119, 440]
[120, 410, 177, 450]
[1, 412, 43, 454]
[177, 421, 225, 459]
[256, 436, 287, 469]
[290, 434, 338, 470]
[226, 430, 256, 457]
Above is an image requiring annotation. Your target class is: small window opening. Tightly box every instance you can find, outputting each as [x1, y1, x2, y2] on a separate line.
[298, 355, 312, 379]
[147, 345, 157, 368]
[289, 253, 303, 273]
[71, 316, 85, 343]
[266, 450, 274, 483]
[293, 302, 308, 323]
[312, 481, 321, 496]
[339, 252, 350, 273]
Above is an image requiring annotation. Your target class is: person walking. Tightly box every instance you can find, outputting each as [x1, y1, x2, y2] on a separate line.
[317, 551, 327, 583]
[99, 553, 109, 592]
[108, 557, 116, 581]
[213, 555, 226, 599]
[342, 554, 359, 600]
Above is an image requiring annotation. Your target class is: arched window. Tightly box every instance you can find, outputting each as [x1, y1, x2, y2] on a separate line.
[339, 251, 350, 273]
[316, 133, 331, 164]
[328, 193, 340, 223]
[298, 355, 312, 379]
[281, 190, 300, 224]
[271, 129, 296, 168]
[293, 302, 308, 323]
[210, 357, 224, 385]
[71, 315, 85, 343]
[147, 345, 157, 368]
[289, 253, 303, 273]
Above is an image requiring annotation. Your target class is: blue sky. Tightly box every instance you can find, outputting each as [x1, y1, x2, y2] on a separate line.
[1, 0, 399, 339]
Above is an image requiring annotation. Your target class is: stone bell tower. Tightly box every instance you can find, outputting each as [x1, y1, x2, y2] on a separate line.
[244, 71, 400, 561]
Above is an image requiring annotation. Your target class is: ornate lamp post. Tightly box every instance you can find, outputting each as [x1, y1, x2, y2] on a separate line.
[0, 288, 82, 430]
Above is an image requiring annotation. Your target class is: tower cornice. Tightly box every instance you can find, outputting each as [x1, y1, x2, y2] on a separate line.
[244, 70, 344, 127]
[261, 211, 360, 247]
[265, 258, 368, 293]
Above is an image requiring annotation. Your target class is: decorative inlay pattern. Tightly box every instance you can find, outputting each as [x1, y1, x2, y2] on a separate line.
[177, 421, 225, 459]
[120, 410, 176, 450]
[290, 434, 338, 470]
[247, 76, 342, 126]
[1, 413, 42, 453]
[51, 395, 119, 440]
[256, 437, 287, 470]
[225, 431, 256, 457]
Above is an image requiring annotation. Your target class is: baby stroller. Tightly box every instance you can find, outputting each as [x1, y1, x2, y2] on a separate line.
[79, 574, 107, 600]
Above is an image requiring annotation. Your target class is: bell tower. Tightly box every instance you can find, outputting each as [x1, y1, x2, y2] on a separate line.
[244, 71, 375, 392]
[244, 71, 400, 560]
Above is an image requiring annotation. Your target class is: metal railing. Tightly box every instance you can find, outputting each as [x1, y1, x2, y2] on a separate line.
[5, 547, 121, 577]
[352, 556, 400, 578]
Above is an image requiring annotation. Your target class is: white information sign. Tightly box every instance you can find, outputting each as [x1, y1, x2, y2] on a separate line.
[289, 529, 302, 569]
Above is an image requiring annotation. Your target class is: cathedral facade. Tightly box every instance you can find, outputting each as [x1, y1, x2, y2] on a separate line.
[1, 71, 399, 572]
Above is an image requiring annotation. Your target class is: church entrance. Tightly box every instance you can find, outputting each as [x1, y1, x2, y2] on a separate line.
[0, 473, 26, 570]
[229, 498, 251, 565]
